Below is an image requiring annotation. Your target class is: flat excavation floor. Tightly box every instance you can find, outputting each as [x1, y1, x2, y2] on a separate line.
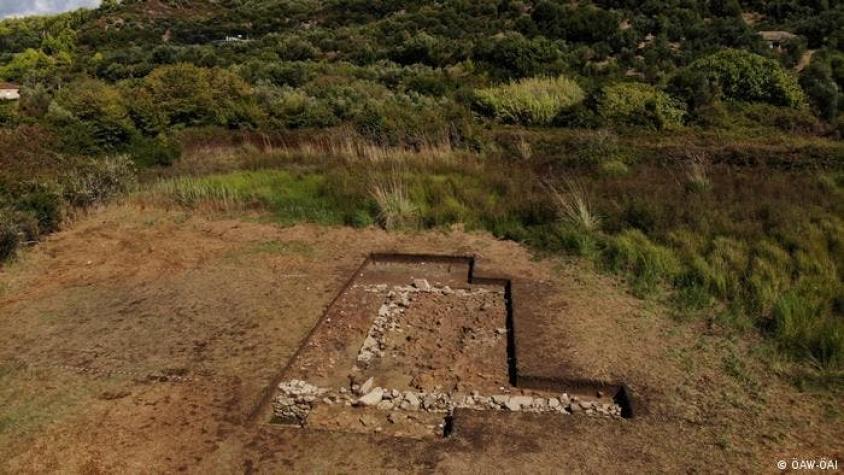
[0, 204, 841, 473]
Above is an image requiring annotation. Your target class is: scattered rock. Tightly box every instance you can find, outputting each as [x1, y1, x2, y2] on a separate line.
[356, 387, 384, 406]
[359, 377, 374, 395]
[412, 279, 431, 291]
[506, 395, 533, 411]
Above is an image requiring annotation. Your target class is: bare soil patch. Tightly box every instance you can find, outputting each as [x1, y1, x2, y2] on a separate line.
[0, 204, 840, 473]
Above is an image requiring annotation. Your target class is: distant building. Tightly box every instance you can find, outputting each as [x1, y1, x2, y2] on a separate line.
[212, 34, 251, 45]
[0, 82, 19, 101]
[759, 31, 797, 50]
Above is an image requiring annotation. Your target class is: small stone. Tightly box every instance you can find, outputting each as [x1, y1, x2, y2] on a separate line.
[359, 377, 375, 395]
[403, 392, 421, 410]
[412, 279, 431, 291]
[356, 387, 384, 406]
[548, 398, 561, 409]
[506, 396, 533, 411]
[491, 395, 509, 406]
[376, 400, 394, 410]
[495, 328, 507, 335]
[277, 397, 294, 406]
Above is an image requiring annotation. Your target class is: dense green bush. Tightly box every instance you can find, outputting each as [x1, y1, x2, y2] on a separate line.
[474, 76, 585, 125]
[800, 60, 840, 121]
[0, 209, 20, 261]
[671, 49, 806, 108]
[130, 134, 182, 167]
[128, 63, 264, 133]
[596, 83, 685, 129]
[12, 181, 64, 235]
[49, 77, 137, 154]
[472, 33, 564, 80]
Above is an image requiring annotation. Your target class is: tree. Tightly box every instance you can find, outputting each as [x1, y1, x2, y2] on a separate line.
[50, 78, 137, 153]
[670, 49, 806, 108]
[473, 32, 563, 80]
[800, 61, 840, 121]
[128, 63, 263, 133]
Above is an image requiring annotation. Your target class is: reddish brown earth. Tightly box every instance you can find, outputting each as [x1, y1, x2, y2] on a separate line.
[0, 203, 841, 473]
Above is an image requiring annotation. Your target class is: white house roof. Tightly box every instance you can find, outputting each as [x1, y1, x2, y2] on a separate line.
[759, 31, 797, 42]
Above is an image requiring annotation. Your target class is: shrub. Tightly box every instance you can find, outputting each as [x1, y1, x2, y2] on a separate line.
[599, 159, 630, 177]
[736, 103, 822, 133]
[568, 129, 631, 167]
[130, 134, 182, 167]
[0, 210, 20, 262]
[596, 82, 685, 129]
[49, 78, 138, 154]
[474, 75, 585, 125]
[129, 63, 263, 133]
[800, 60, 840, 121]
[63, 155, 136, 208]
[472, 32, 564, 80]
[13, 182, 64, 234]
[671, 49, 806, 108]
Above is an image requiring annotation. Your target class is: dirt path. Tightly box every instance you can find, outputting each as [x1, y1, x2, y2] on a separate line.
[0, 204, 840, 473]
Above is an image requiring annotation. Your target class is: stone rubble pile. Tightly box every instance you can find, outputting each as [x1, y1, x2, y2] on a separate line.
[355, 279, 504, 366]
[274, 379, 329, 421]
[274, 378, 623, 424]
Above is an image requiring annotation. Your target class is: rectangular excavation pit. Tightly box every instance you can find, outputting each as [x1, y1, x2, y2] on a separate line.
[269, 253, 633, 439]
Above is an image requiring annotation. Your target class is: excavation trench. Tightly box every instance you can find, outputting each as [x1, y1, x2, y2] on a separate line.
[269, 254, 635, 438]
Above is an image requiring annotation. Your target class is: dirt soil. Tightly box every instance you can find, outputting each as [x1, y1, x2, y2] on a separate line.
[285, 260, 511, 394]
[378, 289, 508, 394]
[0, 203, 841, 473]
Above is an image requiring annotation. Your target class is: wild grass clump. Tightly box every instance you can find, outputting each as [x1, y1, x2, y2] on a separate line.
[685, 156, 711, 192]
[155, 177, 246, 209]
[152, 170, 362, 225]
[773, 290, 844, 369]
[602, 229, 682, 297]
[474, 75, 585, 125]
[548, 179, 601, 233]
[370, 172, 419, 230]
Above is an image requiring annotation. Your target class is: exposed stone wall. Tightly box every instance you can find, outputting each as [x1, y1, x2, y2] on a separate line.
[274, 378, 622, 424]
